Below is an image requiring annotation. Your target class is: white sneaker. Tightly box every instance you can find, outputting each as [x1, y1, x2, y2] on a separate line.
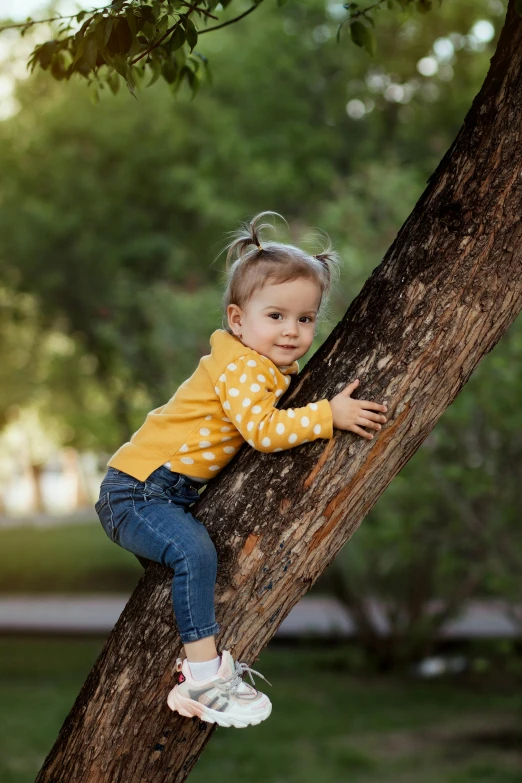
[167, 649, 272, 728]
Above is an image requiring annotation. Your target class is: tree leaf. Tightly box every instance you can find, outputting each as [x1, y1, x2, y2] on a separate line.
[350, 20, 375, 56]
[37, 41, 57, 70]
[116, 18, 134, 54]
[184, 18, 198, 52]
[125, 8, 137, 36]
[95, 17, 113, 48]
[169, 24, 186, 52]
[417, 0, 432, 13]
[83, 33, 98, 71]
[88, 83, 100, 105]
[139, 6, 157, 25]
[107, 71, 120, 94]
[162, 57, 178, 84]
[156, 14, 170, 36]
[147, 57, 163, 87]
[71, 38, 86, 68]
[515, 0, 522, 18]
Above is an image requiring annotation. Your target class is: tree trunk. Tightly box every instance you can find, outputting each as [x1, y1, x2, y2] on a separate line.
[36, 3, 522, 781]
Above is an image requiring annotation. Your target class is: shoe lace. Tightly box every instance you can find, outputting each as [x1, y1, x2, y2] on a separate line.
[222, 661, 272, 693]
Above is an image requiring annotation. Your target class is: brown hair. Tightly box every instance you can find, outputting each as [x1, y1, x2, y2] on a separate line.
[220, 211, 340, 333]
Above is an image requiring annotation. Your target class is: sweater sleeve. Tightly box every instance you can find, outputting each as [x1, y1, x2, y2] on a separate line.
[214, 355, 333, 453]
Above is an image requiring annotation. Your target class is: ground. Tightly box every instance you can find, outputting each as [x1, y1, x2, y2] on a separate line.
[0, 639, 520, 783]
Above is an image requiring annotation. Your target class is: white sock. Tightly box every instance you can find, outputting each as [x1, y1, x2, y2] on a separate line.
[188, 655, 221, 681]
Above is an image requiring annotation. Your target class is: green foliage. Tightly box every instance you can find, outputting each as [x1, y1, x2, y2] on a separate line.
[0, 0, 505, 450]
[0, 0, 454, 100]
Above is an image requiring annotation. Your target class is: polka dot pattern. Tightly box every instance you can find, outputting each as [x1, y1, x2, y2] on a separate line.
[134, 338, 329, 480]
[167, 351, 329, 475]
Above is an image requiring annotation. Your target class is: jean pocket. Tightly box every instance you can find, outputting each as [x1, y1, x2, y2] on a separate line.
[95, 492, 115, 541]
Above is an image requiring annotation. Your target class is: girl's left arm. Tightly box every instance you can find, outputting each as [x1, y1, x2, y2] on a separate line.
[215, 354, 333, 452]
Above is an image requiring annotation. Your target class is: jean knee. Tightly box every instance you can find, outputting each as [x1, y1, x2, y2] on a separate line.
[187, 531, 218, 577]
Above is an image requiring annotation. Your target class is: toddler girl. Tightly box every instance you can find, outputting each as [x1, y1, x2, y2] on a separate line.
[95, 211, 388, 728]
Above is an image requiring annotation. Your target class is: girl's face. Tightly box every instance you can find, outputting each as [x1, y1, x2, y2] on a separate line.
[227, 277, 321, 367]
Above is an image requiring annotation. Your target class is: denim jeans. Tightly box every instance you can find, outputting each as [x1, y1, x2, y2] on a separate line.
[94, 465, 220, 644]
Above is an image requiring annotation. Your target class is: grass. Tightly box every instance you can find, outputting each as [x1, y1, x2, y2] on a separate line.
[0, 522, 142, 593]
[0, 639, 520, 783]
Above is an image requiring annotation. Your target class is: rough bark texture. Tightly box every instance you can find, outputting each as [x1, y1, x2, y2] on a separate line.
[36, 3, 522, 781]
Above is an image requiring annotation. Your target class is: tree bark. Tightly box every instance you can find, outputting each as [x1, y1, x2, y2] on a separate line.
[36, 3, 522, 781]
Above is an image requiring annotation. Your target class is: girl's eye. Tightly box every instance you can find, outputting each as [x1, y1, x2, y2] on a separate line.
[269, 313, 314, 322]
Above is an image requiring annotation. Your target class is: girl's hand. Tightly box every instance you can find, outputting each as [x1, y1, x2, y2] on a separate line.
[329, 379, 387, 440]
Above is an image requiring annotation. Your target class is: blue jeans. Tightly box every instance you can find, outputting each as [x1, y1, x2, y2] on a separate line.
[94, 465, 220, 644]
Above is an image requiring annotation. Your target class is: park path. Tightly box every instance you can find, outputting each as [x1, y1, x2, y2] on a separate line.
[0, 595, 519, 638]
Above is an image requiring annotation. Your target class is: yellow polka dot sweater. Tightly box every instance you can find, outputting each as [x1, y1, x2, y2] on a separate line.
[108, 329, 333, 482]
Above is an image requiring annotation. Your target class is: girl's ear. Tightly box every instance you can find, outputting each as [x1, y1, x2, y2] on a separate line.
[227, 304, 243, 337]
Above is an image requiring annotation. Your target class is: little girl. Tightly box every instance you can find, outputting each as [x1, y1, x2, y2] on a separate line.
[95, 211, 388, 729]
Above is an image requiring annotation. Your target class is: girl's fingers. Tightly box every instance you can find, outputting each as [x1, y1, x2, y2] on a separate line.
[357, 418, 381, 431]
[343, 379, 360, 394]
[351, 424, 374, 440]
[361, 411, 387, 423]
[360, 400, 387, 412]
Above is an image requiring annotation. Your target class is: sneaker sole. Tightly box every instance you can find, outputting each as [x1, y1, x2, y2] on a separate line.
[167, 687, 272, 728]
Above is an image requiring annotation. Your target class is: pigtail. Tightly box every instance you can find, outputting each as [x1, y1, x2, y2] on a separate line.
[312, 235, 341, 295]
[224, 211, 288, 271]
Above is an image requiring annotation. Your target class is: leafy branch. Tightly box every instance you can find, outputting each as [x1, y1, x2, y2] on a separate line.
[337, 0, 443, 57]
[0, 0, 445, 101]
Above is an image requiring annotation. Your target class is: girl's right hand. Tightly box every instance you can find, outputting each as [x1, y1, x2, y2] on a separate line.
[329, 379, 387, 440]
